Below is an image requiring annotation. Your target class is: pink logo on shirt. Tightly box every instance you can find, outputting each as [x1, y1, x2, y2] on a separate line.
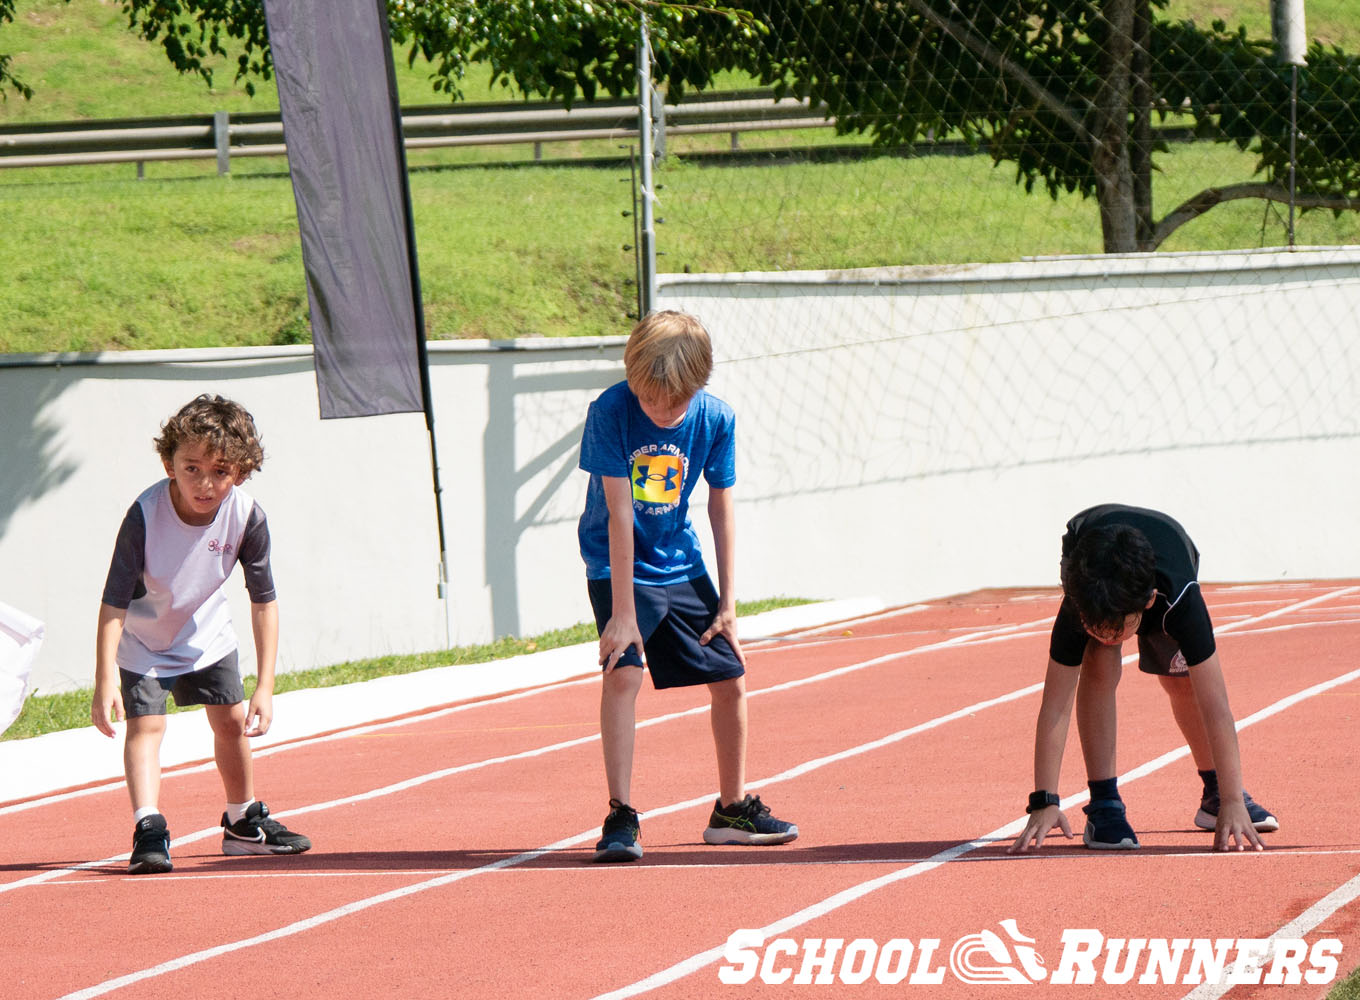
[207, 539, 235, 556]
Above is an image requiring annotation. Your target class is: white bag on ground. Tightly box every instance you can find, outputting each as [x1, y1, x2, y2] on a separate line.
[0, 601, 45, 735]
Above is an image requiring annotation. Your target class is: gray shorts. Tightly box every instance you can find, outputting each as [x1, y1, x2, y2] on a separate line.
[120, 651, 244, 717]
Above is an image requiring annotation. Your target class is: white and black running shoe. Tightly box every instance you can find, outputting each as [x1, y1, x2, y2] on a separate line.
[221, 801, 312, 856]
[129, 813, 174, 874]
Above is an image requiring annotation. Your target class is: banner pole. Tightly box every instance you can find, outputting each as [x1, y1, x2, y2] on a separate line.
[373, 0, 452, 644]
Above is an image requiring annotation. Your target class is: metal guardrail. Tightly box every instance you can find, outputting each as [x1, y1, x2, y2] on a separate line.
[0, 89, 834, 173]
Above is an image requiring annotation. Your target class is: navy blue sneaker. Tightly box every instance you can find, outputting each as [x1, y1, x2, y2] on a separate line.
[703, 794, 799, 845]
[221, 802, 311, 856]
[1194, 790, 1279, 833]
[1082, 798, 1139, 850]
[593, 799, 642, 862]
[129, 813, 173, 874]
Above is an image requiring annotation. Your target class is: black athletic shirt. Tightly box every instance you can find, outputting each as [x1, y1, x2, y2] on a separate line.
[1048, 504, 1217, 668]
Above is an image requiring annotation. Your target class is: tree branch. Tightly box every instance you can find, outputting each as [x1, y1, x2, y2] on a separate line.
[1153, 183, 1360, 248]
[902, 0, 1094, 145]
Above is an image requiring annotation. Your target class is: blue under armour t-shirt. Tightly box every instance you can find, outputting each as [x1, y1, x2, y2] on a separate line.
[577, 380, 736, 586]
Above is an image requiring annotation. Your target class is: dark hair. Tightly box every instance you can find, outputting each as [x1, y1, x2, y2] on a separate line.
[154, 394, 265, 476]
[1059, 524, 1156, 633]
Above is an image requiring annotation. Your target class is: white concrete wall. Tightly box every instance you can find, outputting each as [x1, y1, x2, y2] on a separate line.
[3, 247, 1357, 696]
[665, 247, 1360, 607]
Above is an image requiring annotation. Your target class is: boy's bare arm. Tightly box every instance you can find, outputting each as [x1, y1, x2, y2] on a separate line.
[91, 603, 127, 738]
[701, 486, 744, 665]
[244, 599, 279, 737]
[1009, 657, 1080, 853]
[599, 475, 644, 671]
[1188, 653, 1264, 852]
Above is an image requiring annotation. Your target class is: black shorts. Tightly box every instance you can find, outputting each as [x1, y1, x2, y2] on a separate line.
[587, 575, 745, 690]
[1136, 632, 1191, 677]
[120, 651, 244, 717]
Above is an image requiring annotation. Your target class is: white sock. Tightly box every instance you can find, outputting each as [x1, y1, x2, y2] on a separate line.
[132, 805, 160, 823]
[225, 799, 255, 825]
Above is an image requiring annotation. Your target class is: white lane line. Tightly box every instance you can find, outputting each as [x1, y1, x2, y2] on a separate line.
[1180, 871, 1360, 1000]
[38, 846, 1360, 887]
[48, 626, 1058, 998]
[585, 586, 1360, 1000]
[0, 604, 927, 819]
[3, 613, 1047, 895]
[42, 588, 1360, 999]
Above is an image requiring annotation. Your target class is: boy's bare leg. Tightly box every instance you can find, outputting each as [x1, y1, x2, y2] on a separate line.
[1075, 642, 1122, 780]
[1159, 673, 1214, 770]
[124, 715, 166, 813]
[709, 675, 747, 807]
[600, 666, 645, 804]
[206, 702, 254, 804]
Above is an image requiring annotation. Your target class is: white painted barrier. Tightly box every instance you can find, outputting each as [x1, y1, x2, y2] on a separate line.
[2, 247, 1357, 697]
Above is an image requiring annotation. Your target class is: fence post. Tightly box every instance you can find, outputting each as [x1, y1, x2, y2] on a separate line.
[651, 86, 666, 161]
[214, 111, 231, 175]
[636, 14, 658, 316]
[1273, 0, 1307, 248]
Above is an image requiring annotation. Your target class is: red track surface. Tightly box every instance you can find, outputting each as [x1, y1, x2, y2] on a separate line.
[4, 583, 1359, 999]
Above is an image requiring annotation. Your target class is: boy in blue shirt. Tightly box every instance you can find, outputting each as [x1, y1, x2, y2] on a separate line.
[578, 310, 798, 862]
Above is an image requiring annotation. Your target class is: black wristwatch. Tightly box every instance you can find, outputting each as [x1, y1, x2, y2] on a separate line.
[1027, 790, 1060, 813]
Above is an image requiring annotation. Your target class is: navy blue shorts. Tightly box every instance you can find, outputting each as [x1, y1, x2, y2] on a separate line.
[120, 651, 244, 717]
[587, 575, 745, 689]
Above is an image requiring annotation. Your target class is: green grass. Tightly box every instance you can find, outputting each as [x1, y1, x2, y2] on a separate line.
[0, 0, 515, 120]
[1330, 966, 1360, 1000]
[1164, 0, 1357, 49]
[0, 0, 1357, 352]
[5, 140, 1358, 353]
[1, 597, 810, 741]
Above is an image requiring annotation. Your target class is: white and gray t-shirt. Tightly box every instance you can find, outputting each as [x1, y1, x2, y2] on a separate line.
[101, 479, 275, 678]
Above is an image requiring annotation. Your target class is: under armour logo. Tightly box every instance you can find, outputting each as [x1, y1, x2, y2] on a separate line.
[635, 462, 680, 492]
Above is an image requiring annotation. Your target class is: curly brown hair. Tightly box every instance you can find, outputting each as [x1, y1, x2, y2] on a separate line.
[154, 394, 265, 476]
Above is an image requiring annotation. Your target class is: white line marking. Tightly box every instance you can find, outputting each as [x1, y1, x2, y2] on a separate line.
[2, 613, 1045, 896]
[45, 622, 1056, 998]
[1, 604, 926, 819]
[585, 586, 1360, 1000]
[1180, 870, 1360, 1000]
[39, 587, 1360, 999]
[755, 604, 931, 639]
[39, 845, 1360, 887]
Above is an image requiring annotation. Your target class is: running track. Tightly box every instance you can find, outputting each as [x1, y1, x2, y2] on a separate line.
[3, 582, 1359, 999]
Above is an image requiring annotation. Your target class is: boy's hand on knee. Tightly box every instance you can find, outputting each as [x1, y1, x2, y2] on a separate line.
[599, 615, 643, 673]
[90, 684, 124, 738]
[700, 607, 745, 666]
[244, 690, 274, 737]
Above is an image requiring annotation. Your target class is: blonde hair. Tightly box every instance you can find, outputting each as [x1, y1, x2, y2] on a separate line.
[623, 310, 713, 403]
[154, 394, 265, 477]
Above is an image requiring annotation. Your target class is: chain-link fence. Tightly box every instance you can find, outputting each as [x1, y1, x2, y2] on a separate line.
[640, 1, 1360, 504]
[644, 0, 1359, 275]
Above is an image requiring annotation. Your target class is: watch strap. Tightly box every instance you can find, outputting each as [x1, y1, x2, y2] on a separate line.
[1027, 790, 1060, 813]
